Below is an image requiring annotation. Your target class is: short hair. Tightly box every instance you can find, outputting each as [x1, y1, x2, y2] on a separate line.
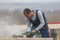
[23, 8, 31, 14]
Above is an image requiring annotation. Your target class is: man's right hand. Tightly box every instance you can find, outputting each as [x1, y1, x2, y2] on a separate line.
[25, 31, 37, 38]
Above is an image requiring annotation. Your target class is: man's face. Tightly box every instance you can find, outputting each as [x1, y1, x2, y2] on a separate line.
[24, 11, 34, 19]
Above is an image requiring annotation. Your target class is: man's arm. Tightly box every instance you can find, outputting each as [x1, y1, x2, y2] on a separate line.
[35, 11, 45, 31]
[26, 19, 31, 32]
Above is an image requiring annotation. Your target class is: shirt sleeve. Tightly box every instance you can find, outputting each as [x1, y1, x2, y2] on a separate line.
[35, 10, 45, 31]
[26, 19, 31, 32]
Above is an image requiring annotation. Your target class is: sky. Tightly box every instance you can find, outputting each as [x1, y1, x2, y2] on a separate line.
[0, 0, 60, 3]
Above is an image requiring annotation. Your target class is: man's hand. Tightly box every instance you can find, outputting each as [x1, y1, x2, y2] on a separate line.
[32, 29, 37, 33]
[23, 29, 37, 38]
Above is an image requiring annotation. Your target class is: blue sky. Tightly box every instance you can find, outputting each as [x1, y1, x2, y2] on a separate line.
[0, 0, 60, 3]
[0, 0, 59, 11]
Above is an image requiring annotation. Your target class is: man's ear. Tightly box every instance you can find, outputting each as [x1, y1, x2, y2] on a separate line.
[31, 10, 34, 12]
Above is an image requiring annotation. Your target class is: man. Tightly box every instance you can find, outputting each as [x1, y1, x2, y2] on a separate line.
[23, 8, 49, 38]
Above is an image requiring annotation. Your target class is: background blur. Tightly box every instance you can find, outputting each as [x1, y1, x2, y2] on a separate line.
[0, 2, 60, 25]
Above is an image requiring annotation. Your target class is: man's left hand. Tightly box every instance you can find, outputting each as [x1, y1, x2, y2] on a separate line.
[32, 29, 37, 33]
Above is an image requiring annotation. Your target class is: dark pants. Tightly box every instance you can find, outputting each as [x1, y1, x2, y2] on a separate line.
[31, 26, 49, 38]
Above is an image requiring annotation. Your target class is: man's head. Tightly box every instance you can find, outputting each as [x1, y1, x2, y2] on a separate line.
[23, 8, 34, 19]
